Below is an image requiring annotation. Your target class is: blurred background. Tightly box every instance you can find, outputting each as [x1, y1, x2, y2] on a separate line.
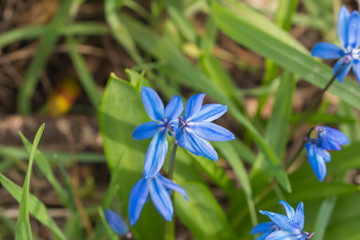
[1, 0, 360, 239]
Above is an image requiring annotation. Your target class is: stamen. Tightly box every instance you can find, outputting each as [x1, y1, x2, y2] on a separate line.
[178, 116, 187, 126]
[165, 123, 177, 144]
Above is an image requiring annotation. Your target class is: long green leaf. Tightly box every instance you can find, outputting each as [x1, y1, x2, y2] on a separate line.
[0, 174, 65, 240]
[210, 0, 360, 109]
[15, 124, 45, 240]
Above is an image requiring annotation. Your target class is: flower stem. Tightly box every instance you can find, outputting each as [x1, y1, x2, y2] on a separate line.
[168, 142, 178, 180]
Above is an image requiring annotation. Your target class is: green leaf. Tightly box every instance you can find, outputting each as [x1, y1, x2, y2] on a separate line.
[328, 141, 360, 175]
[0, 174, 65, 240]
[98, 73, 164, 239]
[174, 183, 235, 239]
[313, 196, 337, 240]
[16, 124, 45, 240]
[19, 133, 69, 209]
[210, 0, 360, 110]
[121, 15, 291, 192]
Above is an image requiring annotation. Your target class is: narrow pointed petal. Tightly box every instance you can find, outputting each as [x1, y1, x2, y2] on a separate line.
[165, 95, 183, 120]
[310, 43, 345, 59]
[141, 87, 165, 121]
[348, 11, 360, 49]
[352, 58, 360, 84]
[305, 142, 327, 182]
[187, 131, 218, 160]
[260, 211, 301, 233]
[176, 127, 185, 148]
[333, 58, 351, 82]
[104, 209, 129, 235]
[128, 178, 149, 225]
[143, 130, 168, 178]
[189, 122, 235, 141]
[133, 121, 162, 140]
[323, 126, 350, 146]
[319, 148, 331, 163]
[266, 230, 304, 240]
[338, 5, 351, 48]
[250, 221, 277, 234]
[183, 93, 206, 121]
[279, 200, 295, 219]
[191, 104, 228, 122]
[157, 174, 188, 201]
[293, 202, 305, 229]
[149, 177, 174, 221]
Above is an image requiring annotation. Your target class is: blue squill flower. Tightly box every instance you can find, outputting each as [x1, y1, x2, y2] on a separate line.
[128, 173, 188, 225]
[315, 126, 349, 151]
[176, 93, 235, 160]
[133, 87, 183, 178]
[104, 209, 130, 237]
[250, 221, 279, 240]
[305, 139, 331, 182]
[259, 201, 314, 240]
[311, 6, 360, 83]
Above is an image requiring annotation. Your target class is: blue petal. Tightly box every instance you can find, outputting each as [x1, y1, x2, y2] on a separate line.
[255, 233, 272, 240]
[260, 211, 301, 233]
[279, 200, 295, 219]
[141, 87, 165, 121]
[128, 178, 149, 225]
[186, 131, 218, 160]
[189, 122, 235, 141]
[176, 127, 186, 148]
[310, 43, 345, 59]
[191, 104, 228, 122]
[266, 230, 305, 240]
[348, 11, 360, 49]
[305, 142, 327, 182]
[133, 121, 162, 140]
[143, 130, 168, 178]
[324, 126, 350, 146]
[104, 209, 129, 236]
[183, 93, 206, 121]
[317, 126, 349, 151]
[318, 148, 331, 163]
[338, 5, 351, 48]
[149, 176, 173, 221]
[293, 202, 304, 229]
[333, 58, 351, 82]
[250, 221, 277, 234]
[352, 58, 360, 84]
[157, 174, 188, 201]
[165, 95, 183, 121]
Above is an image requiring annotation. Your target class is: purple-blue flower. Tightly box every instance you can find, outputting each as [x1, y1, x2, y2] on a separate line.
[128, 173, 188, 225]
[311, 6, 360, 83]
[315, 126, 350, 151]
[133, 87, 183, 178]
[104, 209, 129, 236]
[176, 93, 235, 161]
[305, 126, 349, 182]
[256, 201, 314, 240]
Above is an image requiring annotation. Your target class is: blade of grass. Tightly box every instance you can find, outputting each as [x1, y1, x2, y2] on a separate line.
[17, 0, 73, 114]
[15, 124, 45, 240]
[66, 37, 100, 108]
[0, 22, 108, 49]
[314, 196, 337, 240]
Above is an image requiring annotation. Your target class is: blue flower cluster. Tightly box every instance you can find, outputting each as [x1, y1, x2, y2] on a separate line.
[311, 6, 360, 83]
[129, 87, 235, 224]
[305, 126, 349, 182]
[251, 201, 314, 240]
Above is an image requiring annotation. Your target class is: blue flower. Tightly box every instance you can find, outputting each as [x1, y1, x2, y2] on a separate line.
[314, 126, 349, 151]
[104, 209, 129, 236]
[133, 87, 183, 178]
[311, 6, 360, 83]
[250, 221, 279, 240]
[128, 173, 188, 225]
[305, 126, 349, 181]
[258, 201, 314, 240]
[305, 139, 331, 182]
[176, 93, 235, 160]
